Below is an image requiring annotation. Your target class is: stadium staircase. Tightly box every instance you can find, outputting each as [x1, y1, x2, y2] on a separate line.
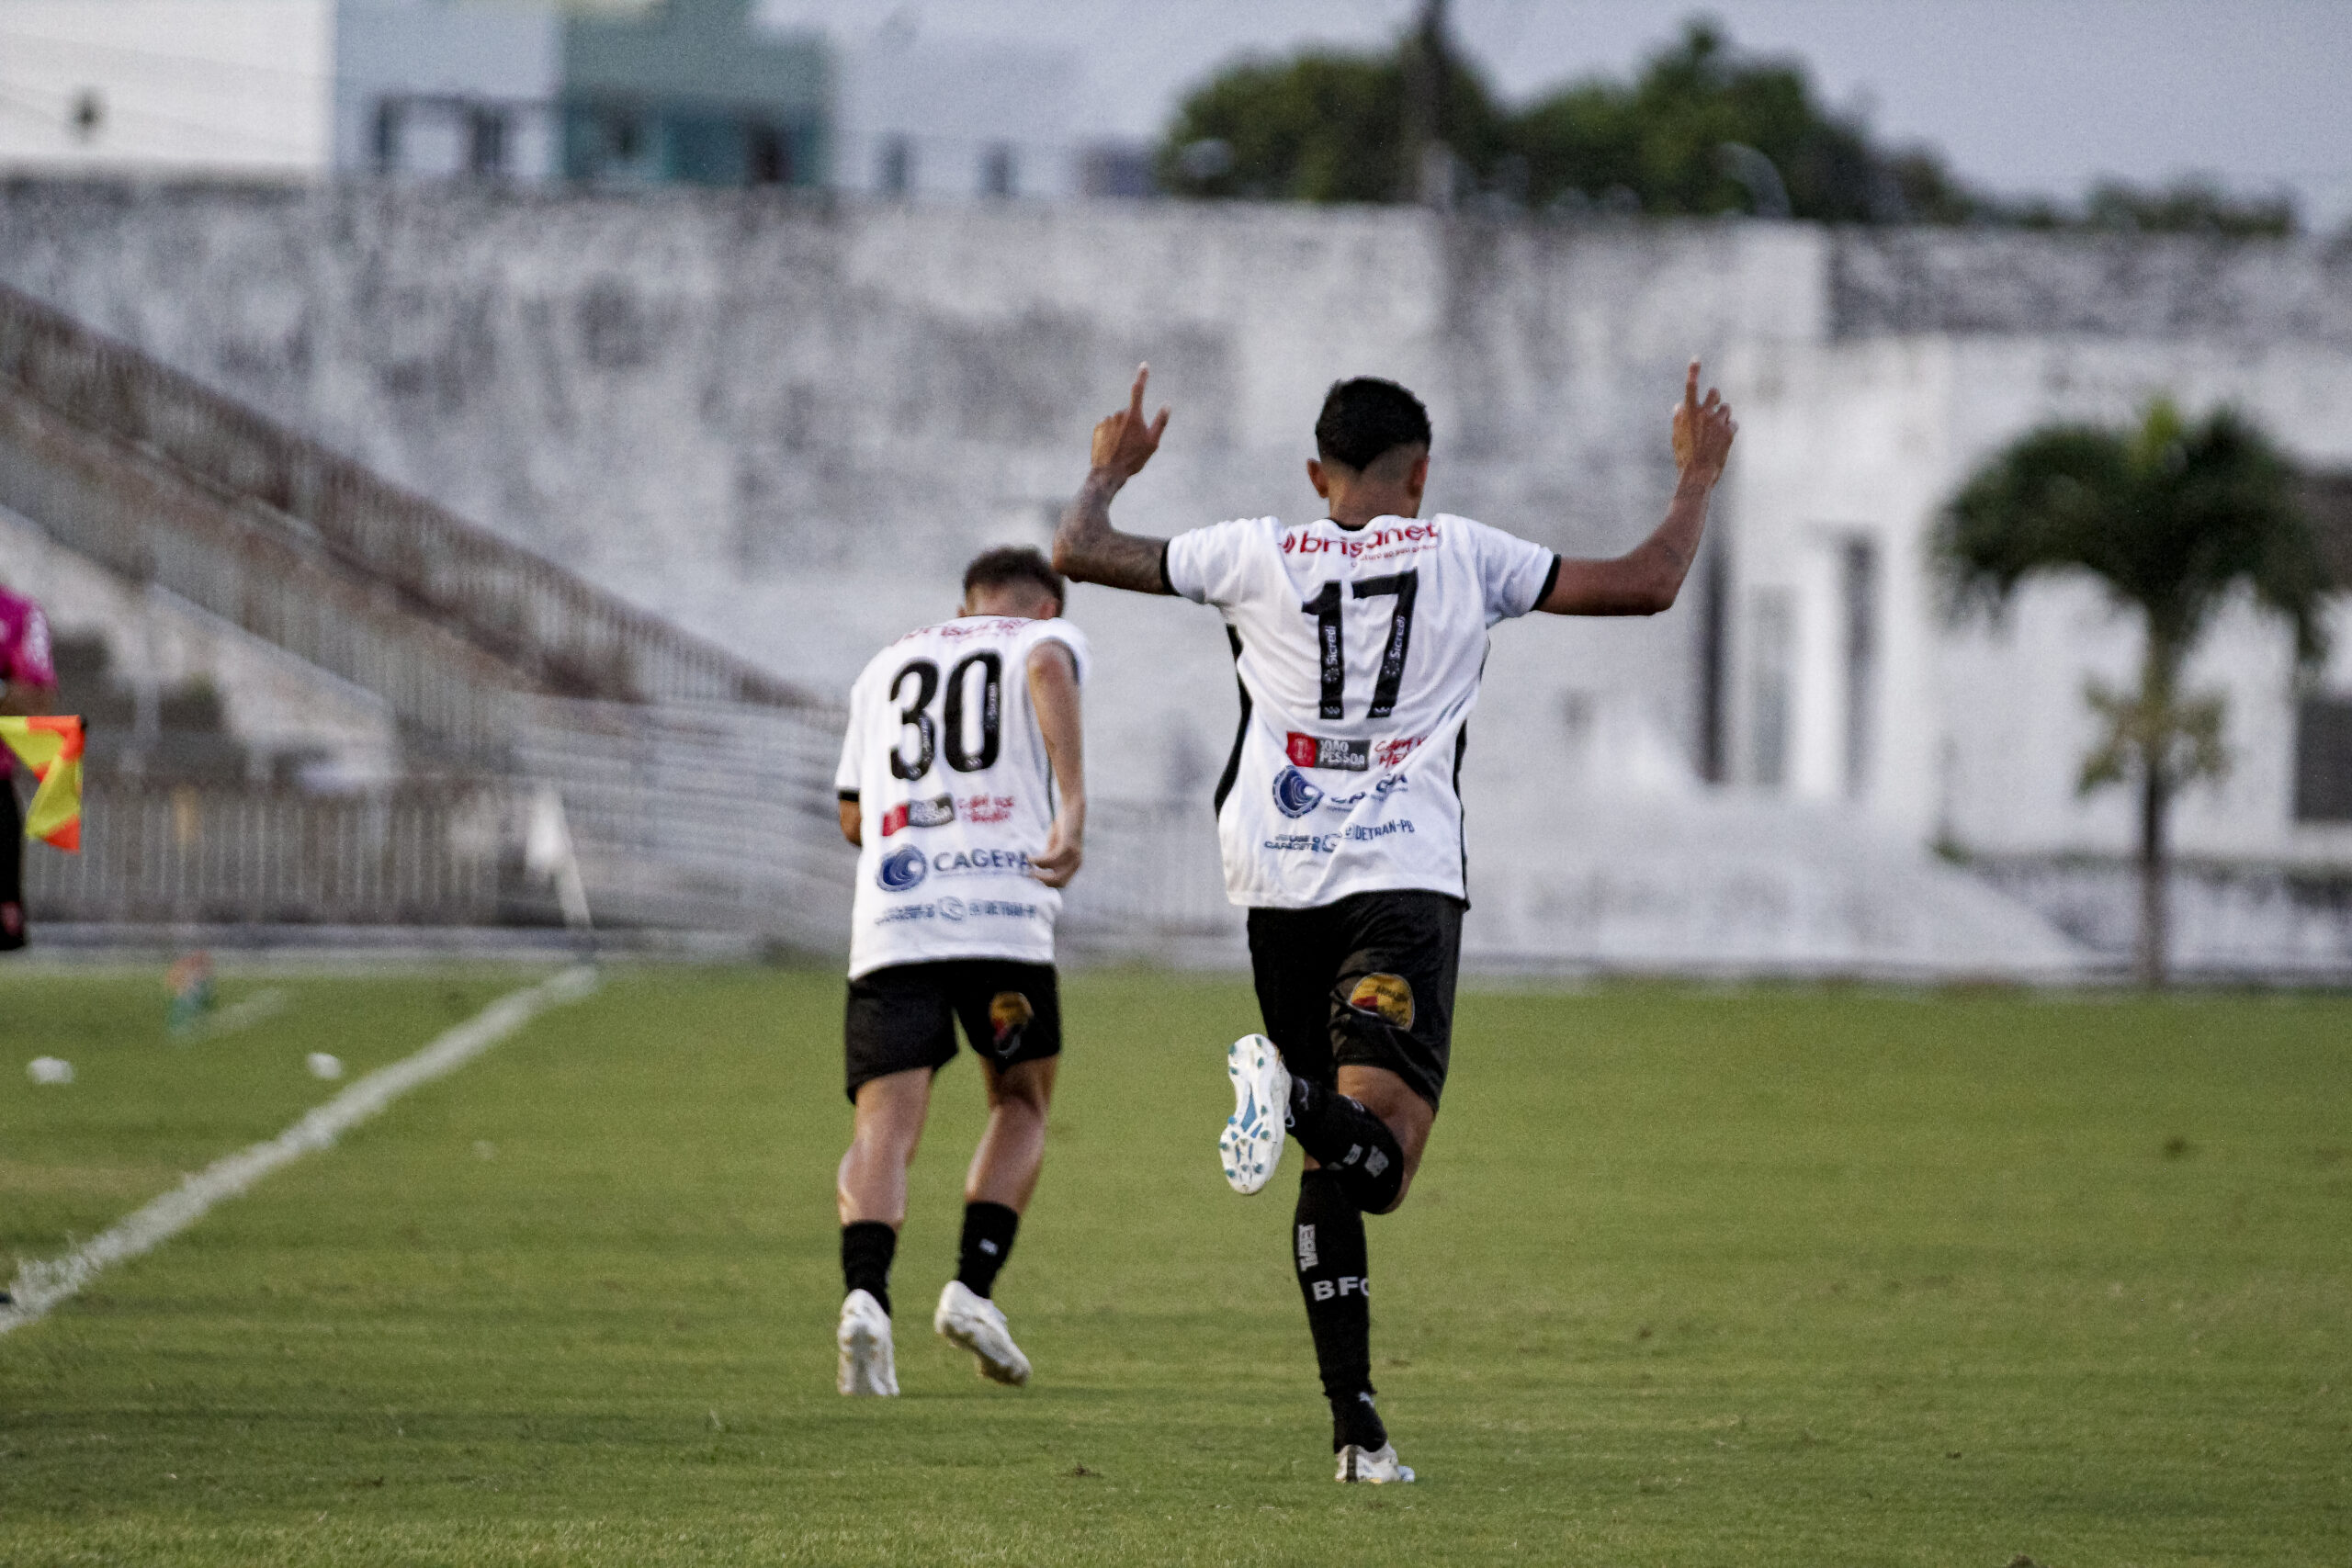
[0, 281, 852, 943]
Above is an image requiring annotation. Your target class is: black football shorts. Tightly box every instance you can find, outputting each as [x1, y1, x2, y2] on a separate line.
[842, 958, 1062, 1102]
[1244, 888, 1464, 1111]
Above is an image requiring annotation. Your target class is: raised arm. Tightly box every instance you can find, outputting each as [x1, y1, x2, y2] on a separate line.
[1540, 361, 1738, 616]
[1052, 364, 1175, 595]
[1025, 640, 1087, 888]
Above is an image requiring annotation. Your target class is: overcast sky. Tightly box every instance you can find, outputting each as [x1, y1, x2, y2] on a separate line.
[762, 0, 2352, 229]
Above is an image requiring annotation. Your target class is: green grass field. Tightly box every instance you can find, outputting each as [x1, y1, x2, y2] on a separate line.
[2, 964, 2347, 1566]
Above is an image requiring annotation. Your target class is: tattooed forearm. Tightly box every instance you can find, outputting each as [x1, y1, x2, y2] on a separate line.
[1053, 468, 1173, 595]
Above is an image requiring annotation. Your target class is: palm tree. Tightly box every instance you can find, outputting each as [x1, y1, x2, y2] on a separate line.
[1939, 400, 2331, 985]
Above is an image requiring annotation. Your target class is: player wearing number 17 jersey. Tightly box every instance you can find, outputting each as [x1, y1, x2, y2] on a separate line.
[829, 547, 1090, 1397]
[1054, 364, 1737, 1482]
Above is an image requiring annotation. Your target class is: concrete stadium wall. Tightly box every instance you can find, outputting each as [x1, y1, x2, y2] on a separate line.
[0, 184, 1828, 807]
[5, 184, 2349, 966]
[5, 188, 2345, 806]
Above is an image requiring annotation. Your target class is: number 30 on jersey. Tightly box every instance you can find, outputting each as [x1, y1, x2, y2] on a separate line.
[888, 653, 1002, 780]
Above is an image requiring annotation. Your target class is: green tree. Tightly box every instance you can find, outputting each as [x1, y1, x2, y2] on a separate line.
[1509, 20, 1973, 221]
[1940, 403, 2330, 984]
[1157, 46, 1508, 203]
[1155, 16, 2299, 233]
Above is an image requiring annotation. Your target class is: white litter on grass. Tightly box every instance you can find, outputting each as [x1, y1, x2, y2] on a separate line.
[0, 964, 598, 1337]
[27, 1057, 73, 1085]
[306, 1052, 344, 1080]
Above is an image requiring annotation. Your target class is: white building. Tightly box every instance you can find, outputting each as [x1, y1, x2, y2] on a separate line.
[1722, 334, 2352, 868]
[0, 1, 1105, 197]
[832, 32, 1091, 203]
[0, 0, 338, 179]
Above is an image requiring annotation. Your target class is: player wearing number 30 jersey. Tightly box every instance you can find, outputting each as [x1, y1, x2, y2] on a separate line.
[1054, 363, 1738, 1483]
[828, 547, 1090, 1399]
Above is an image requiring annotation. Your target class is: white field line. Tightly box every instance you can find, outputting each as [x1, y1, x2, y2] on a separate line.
[1, 964, 599, 1337]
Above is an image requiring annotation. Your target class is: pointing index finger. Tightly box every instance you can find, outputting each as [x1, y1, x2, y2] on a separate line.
[1130, 363, 1149, 422]
[1684, 360, 1702, 414]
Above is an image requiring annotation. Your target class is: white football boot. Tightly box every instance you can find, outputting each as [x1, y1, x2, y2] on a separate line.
[933, 1279, 1033, 1386]
[836, 1288, 899, 1396]
[1220, 1033, 1291, 1195]
[1336, 1443, 1416, 1483]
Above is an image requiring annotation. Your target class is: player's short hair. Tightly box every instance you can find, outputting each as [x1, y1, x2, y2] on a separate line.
[962, 546, 1066, 611]
[1315, 378, 1432, 472]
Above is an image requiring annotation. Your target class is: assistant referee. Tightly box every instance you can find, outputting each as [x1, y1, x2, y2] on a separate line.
[1, 579, 59, 951]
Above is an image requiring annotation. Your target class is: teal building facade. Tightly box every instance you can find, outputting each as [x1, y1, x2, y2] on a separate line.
[559, 0, 827, 187]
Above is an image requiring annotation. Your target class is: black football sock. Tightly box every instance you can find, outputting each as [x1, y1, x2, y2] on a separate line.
[841, 1221, 897, 1317]
[956, 1201, 1021, 1299]
[1294, 1167, 1388, 1453]
[1286, 1075, 1406, 1213]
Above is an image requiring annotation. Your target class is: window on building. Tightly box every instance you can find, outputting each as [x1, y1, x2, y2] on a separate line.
[747, 123, 791, 186]
[1841, 538, 1877, 798]
[609, 111, 643, 167]
[467, 107, 508, 178]
[981, 142, 1016, 198]
[878, 136, 913, 197]
[372, 99, 403, 175]
[2298, 469, 2352, 587]
[2294, 696, 2352, 822]
[1748, 588, 1794, 788]
[1079, 144, 1155, 198]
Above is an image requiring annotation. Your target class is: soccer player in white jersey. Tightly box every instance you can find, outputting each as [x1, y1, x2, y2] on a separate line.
[831, 547, 1090, 1396]
[1052, 364, 1736, 1481]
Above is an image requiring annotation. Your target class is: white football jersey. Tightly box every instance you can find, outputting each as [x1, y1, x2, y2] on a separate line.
[1164, 513, 1556, 908]
[835, 615, 1090, 977]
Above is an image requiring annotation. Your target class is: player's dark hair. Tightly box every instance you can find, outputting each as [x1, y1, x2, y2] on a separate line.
[1315, 378, 1431, 472]
[962, 546, 1066, 610]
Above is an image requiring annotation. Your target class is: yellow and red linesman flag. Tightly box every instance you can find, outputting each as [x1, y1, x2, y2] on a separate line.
[0, 716, 83, 852]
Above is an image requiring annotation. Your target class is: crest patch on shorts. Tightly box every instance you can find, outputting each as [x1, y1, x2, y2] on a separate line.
[1346, 972, 1415, 1030]
[989, 990, 1035, 1047]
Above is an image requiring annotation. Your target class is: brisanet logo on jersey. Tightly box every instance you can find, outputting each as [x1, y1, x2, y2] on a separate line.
[1280, 521, 1441, 559]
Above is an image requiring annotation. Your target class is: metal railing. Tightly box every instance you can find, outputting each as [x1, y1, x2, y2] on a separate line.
[0, 281, 812, 715]
[0, 284, 1240, 948]
[513, 697, 854, 944]
[25, 779, 530, 926]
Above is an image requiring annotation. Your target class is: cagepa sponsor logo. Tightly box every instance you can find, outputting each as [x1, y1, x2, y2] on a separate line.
[876, 843, 929, 891]
[1272, 766, 1325, 818]
[880, 794, 956, 836]
[1280, 521, 1442, 559]
[932, 847, 1032, 876]
[1373, 735, 1425, 769]
[1285, 732, 1370, 772]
